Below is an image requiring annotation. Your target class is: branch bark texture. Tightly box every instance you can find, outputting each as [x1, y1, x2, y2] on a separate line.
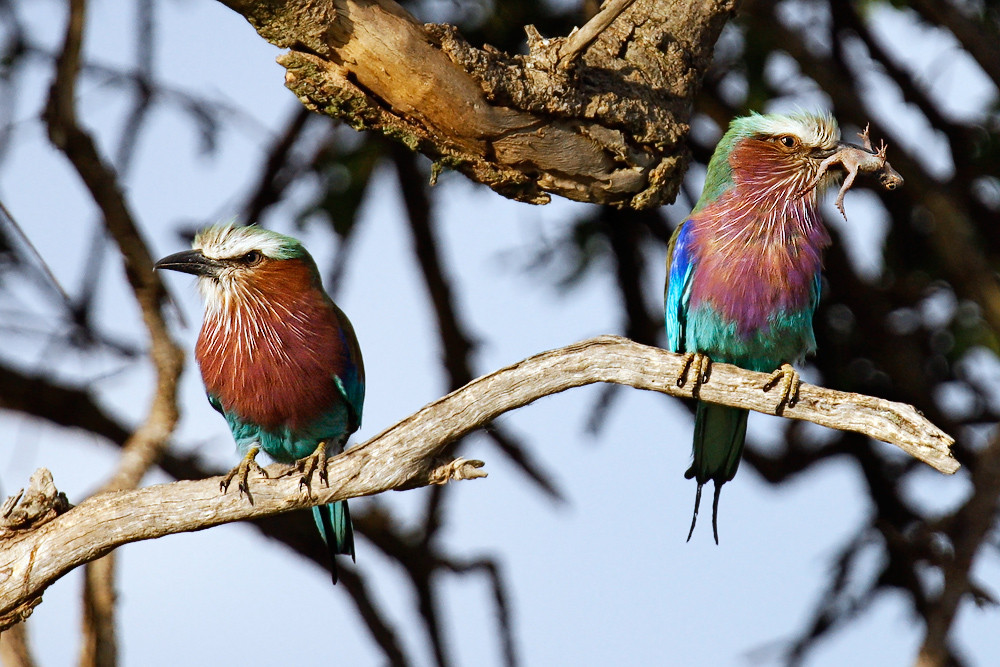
[217, 0, 737, 208]
[0, 336, 956, 624]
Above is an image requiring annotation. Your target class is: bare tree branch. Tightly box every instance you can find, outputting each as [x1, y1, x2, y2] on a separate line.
[907, 0, 1000, 91]
[0, 336, 957, 626]
[334, 565, 412, 667]
[241, 107, 312, 224]
[389, 142, 562, 501]
[78, 557, 116, 667]
[556, 0, 638, 69]
[43, 0, 184, 496]
[439, 557, 518, 667]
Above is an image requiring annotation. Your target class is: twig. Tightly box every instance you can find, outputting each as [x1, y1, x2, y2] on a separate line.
[44, 0, 184, 495]
[241, 106, 312, 224]
[439, 558, 517, 667]
[907, 0, 1000, 90]
[79, 557, 116, 667]
[335, 566, 412, 667]
[0, 336, 957, 621]
[0, 199, 75, 310]
[556, 0, 637, 69]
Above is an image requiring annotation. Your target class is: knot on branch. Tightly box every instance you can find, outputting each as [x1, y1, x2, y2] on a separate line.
[428, 458, 488, 485]
[1, 468, 71, 533]
[0, 596, 41, 633]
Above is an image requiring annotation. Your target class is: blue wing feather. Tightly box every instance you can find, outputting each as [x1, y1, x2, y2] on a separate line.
[332, 305, 365, 430]
[665, 221, 696, 353]
[810, 270, 822, 314]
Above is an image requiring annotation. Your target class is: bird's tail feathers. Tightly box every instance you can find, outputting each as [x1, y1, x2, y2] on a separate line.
[685, 402, 748, 543]
[312, 500, 356, 584]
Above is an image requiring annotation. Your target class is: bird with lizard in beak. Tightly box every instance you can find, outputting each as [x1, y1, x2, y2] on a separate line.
[665, 111, 901, 542]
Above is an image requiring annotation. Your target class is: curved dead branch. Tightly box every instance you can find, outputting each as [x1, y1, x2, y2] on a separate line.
[217, 0, 738, 208]
[0, 335, 956, 627]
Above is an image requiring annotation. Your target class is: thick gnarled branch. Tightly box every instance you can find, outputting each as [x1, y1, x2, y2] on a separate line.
[218, 0, 737, 208]
[0, 336, 956, 625]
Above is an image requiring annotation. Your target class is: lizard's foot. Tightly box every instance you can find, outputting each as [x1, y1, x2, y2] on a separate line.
[859, 124, 873, 151]
[762, 363, 801, 412]
[833, 167, 861, 220]
[220, 446, 268, 502]
[834, 192, 848, 220]
[297, 442, 329, 497]
[676, 352, 711, 396]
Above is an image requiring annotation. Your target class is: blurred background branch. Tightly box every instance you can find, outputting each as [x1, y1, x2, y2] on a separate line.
[42, 0, 184, 663]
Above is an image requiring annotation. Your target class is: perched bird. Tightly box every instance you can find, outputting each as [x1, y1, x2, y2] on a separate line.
[665, 111, 856, 543]
[155, 223, 364, 582]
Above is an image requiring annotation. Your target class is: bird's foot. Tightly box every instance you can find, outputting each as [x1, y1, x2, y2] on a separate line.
[762, 363, 801, 413]
[220, 446, 268, 503]
[297, 442, 329, 497]
[676, 352, 711, 396]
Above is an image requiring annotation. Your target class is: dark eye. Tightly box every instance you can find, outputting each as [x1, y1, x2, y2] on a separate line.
[778, 135, 798, 148]
[241, 250, 262, 264]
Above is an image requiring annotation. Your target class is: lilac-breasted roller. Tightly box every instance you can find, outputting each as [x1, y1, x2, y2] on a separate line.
[666, 112, 854, 543]
[155, 223, 364, 582]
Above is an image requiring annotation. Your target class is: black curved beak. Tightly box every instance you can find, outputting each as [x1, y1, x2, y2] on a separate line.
[153, 249, 223, 277]
[811, 141, 855, 161]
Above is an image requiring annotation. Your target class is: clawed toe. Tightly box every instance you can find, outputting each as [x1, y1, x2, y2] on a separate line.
[297, 442, 329, 496]
[677, 352, 711, 396]
[220, 446, 268, 503]
[763, 363, 801, 412]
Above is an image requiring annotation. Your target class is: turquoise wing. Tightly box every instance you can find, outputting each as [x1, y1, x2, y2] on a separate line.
[331, 303, 365, 432]
[665, 220, 696, 353]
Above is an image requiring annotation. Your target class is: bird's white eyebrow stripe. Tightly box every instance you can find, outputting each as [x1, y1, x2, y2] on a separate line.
[750, 113, 840, 149]
[191, 222, 303, 261]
